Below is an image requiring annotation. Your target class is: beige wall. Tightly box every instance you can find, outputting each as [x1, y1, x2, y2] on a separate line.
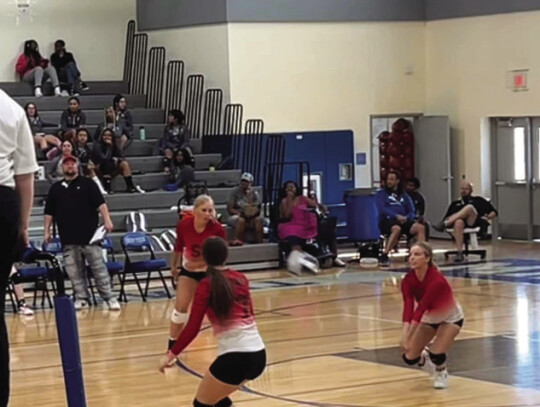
[146, 25, 231, 105]
[425, 11, 540, 195]
[227, 22, 426, 186]
[0, 0, 135, 81]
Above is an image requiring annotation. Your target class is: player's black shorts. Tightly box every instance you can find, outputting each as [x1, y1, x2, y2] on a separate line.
[209, 349, 266, 385]
[426, 318, 464, 330]
[178, 267, 206, 282]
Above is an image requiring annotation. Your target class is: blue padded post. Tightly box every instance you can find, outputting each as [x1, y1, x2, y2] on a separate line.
[54, 295, 87, 406]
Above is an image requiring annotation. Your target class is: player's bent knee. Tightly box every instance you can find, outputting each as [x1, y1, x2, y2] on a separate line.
[171, 309, 189, 325]
[402, 353, 421, 366]
[428, 351, 446, 366]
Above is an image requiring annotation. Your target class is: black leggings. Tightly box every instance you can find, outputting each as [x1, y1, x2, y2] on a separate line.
[0, 186, 21, 407]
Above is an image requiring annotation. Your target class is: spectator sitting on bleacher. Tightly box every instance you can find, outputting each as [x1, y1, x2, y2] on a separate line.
[375, 170, 426, 267]
[59, 96, 86, 142]
[433, 180, 498, 263]
[46, 139, 77, 184]
[227, 172, 263, 246]
[16, 39, 61, 97]
[24, 102, 61, 160]
[169, 147, 195, 187]
[112, 94, 134, 140]
[94, 106, 130, 150]
[278, 180, 318, 254]
[73, 128, 107, 195]
[91, 128, 143, 194]
[156, 109, 191, 160]
[50, 39, 89, 96]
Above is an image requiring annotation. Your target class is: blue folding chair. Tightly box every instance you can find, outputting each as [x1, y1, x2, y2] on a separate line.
[42, 237, 64, 295]
[120, 232, 171, 302]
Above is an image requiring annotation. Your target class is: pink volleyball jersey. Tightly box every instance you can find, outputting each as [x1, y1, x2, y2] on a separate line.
[171, 269, 265, 356]
[401, 265, 463, 324]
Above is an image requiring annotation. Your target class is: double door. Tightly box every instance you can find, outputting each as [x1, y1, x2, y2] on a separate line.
[493, 117, 540, 240]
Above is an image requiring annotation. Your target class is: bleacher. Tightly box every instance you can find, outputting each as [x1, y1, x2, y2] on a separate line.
[0, 34, 281, 280]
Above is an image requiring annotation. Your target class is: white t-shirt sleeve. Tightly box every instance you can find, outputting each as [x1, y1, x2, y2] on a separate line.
[14, 113, 39, 176]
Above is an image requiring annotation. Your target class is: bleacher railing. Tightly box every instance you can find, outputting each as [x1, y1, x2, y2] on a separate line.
[236, 119, 265, 183]
[123, 20, 136, 88]
[262, 134, 286, 208]
[202, 88, 223, 136]
[146, 47, 166, 109]
[130, 33, 148, 95]
[164, 60, 185, 119]
[223, 103, 243, 136]
[184, 74, 205, 139]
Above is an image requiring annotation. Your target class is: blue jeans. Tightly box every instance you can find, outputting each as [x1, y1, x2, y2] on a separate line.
[59, 61, 80, 90]
[63, 244, 114, 301]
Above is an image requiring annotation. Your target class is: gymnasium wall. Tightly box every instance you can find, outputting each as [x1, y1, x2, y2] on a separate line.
[227, 22, 426, 187]
[425, 10, 540, 195]
[145, 25, 232, 105]
[0, 0, 135, 81]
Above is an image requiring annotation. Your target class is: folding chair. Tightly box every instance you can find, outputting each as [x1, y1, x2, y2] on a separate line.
[88, 237, 125, 304]
[120, 232, 171, 302]
[444, 227, 487, 261]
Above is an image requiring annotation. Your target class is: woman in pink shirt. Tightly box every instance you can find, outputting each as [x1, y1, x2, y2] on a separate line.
[16, 40, 61, 97]
[400, 241, 464, 389]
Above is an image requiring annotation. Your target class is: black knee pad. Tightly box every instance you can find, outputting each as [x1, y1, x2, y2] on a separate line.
[193, 399, 212, 407]
[428, 351, 447, 366]
[402, 354, 421, 366]
[215, 397, 233, 407]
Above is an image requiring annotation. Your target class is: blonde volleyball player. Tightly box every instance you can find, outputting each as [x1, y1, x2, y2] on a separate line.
[167, 195, 225, 352]
[160, 237, 266, 407]
[400, 242, 464, 389]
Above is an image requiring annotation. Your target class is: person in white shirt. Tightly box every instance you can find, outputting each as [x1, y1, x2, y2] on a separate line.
[0, 89, 39, 407]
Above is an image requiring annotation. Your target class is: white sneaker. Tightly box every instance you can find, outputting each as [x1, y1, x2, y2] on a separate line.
[60, 90, 70, 97]
[34, 87, 43, 97]
[135, 185, 146, 194]
[74, 299, 89, 310]
[433, 368, 448, 389]
[419, 349, 436, 377]
[107, 298, 121, 311]
[54, 86, 62, 97]
[18, 304, 34, 316]
[333, 257, 346, 267]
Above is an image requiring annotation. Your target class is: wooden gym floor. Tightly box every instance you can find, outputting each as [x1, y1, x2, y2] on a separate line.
[7, 239, 540, 406]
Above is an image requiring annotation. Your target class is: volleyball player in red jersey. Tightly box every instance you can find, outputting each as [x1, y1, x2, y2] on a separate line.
[160, 237, 266, 407]
[167, 194, 226, 352]
[400, 242, 464, 389]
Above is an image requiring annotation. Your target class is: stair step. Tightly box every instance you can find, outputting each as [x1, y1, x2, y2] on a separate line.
[14, 94, 147, 110]
[39, 108, 164, 125]
[0, 81, 128, 96]
[34, 169, 241, 196]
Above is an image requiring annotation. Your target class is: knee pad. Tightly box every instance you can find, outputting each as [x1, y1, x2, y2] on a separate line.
[193, 399, 212, 407]
[171, 309, 188, 325]
[402, 354, 421, 366]
[428, 351, 447, 366]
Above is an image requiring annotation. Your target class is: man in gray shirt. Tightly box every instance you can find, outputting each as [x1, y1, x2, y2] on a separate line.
[226, 172, 263, 245]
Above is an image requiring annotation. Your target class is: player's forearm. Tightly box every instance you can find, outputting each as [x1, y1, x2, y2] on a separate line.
[14, 173, 34, 232]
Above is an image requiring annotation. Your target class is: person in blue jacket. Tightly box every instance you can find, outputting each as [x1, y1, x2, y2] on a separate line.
[375, 170, 425, 266]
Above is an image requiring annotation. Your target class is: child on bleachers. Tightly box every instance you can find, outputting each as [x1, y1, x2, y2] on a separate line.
[91, 128, 143, 194]
[46, 139, 77, 184]
[156, 110, 191, 158]
[73, 128, 107, 195]
[94, 106, 130, 150]
[50, 39, 89, 96]
[59, 96, 86, 142]
[24, 102, 61, 160]
[16, 40, 62, 97]
[171, 147, 195, 187]
[112, 94, 134, 140]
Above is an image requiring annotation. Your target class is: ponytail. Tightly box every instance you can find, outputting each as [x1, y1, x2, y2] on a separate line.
[207, 264, 234, 322]
[203, 237, 233, 322]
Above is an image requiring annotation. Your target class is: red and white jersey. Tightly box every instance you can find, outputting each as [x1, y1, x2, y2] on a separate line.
[174, 215, 226, 272]
[401, 265, 463, 324]
[171, 269, 265, 356]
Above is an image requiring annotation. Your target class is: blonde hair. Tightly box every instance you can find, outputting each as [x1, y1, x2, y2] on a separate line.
[411, 241, 433, 266]
[194, 194, 214, 210]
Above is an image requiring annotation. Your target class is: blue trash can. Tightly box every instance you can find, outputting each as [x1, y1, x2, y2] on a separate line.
[344, 189, 381, 242]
